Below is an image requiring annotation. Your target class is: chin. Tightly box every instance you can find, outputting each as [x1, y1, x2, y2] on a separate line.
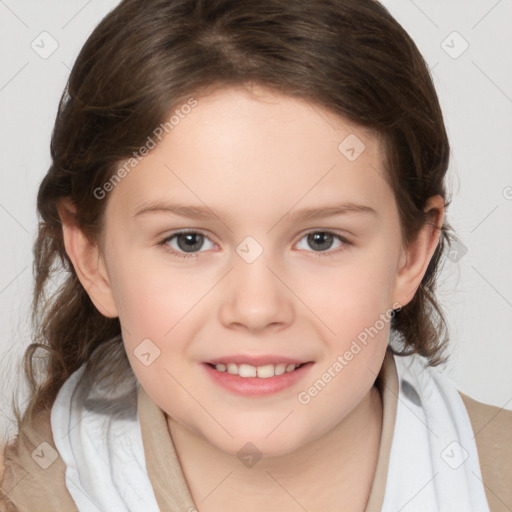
[206, 423, 309, 461]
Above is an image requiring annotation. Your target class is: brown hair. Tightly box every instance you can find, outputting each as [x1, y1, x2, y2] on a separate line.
[1, 0, 454, 504]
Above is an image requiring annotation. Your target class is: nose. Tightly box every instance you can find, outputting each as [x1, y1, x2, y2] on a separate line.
[218, 252, 294, 333]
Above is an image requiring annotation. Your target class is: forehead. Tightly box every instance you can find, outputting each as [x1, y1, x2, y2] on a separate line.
[105, 85, 393, 224]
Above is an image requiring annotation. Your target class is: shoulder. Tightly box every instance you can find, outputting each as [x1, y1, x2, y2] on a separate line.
[460, 391, 512, 444]
[0, 409, 78, 512]
[0, 439, 18, 512]
[0, 439, 8, 495]
[0, 441, 4, 476]
[459, 391, 512, 512]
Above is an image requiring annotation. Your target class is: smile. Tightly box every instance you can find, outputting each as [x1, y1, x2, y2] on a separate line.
[202, 361, 314, 396]
[207, 362, 306, 378]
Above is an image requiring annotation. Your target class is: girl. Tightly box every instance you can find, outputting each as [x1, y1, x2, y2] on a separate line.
[1, 0, 510, 511]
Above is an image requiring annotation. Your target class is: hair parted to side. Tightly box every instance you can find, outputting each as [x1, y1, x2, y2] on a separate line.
[1, 0, 455, 499]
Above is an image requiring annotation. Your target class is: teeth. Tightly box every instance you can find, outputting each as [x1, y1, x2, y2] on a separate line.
[214, 362, 302, 378]
[227, 363, 238, 375]
[239, 364, 256, 377]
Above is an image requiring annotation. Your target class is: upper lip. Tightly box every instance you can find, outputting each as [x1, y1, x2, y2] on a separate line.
[204, 355, 313, 366]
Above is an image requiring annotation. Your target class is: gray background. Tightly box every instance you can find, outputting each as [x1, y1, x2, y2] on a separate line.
[1, 0, 511, 438]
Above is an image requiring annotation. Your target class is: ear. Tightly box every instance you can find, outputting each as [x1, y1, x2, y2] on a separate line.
[57, 198, 119, 318]
[391, 195, 445, 308]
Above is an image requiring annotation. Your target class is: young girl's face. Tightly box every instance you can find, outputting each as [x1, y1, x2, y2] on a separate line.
[93, 84, 422, 457]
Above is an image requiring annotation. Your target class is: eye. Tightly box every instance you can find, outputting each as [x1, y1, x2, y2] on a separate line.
[158, 229, 352, 260]
[295, 230, 351, 256]
[158, 230, 216, 259]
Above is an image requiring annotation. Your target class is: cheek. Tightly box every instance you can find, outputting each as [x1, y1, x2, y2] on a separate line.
[294, 252, 397, 335]
[108, 246, 209, 333]
[108, 257, 203, 403]
[297, 263, 393, 416]
[107, 253, 221, 388]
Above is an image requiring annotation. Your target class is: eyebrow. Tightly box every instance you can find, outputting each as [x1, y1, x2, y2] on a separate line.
[133, 200, 378, 221]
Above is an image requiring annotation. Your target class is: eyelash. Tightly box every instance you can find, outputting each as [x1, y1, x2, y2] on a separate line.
[157, 229, 352, 260]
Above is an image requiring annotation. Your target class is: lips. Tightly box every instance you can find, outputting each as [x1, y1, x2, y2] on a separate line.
[202, 359, 314, 395]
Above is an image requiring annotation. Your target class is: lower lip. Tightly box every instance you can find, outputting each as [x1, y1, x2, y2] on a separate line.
[202, 362, 314, 396]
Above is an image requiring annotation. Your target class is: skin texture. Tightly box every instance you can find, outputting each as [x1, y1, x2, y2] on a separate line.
[58, 84, 444, 511]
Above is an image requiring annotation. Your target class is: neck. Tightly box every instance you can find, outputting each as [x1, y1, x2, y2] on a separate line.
[167, 385, 383, 512]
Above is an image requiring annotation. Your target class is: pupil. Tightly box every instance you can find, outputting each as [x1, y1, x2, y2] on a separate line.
[309, 232, 333, 251]
[178, 233, 203, 253]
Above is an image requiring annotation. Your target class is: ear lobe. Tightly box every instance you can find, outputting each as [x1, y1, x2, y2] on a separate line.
[57, 198, 119, 318]
[391, 195, 445, 308]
